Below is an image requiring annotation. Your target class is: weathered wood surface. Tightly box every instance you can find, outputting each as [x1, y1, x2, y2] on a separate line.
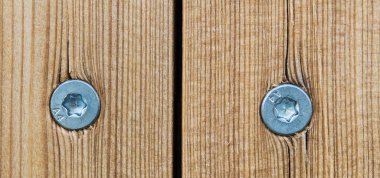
[183, 0, 380, 177]
[0, 0, 173, 177]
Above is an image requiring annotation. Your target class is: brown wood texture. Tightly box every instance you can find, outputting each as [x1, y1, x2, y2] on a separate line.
[183, 0, 380, 177]
[0, 0, 173, 177]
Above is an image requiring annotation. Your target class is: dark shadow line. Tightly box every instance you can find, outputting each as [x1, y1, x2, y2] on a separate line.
[284, 0, 290, 82]
[173, 0, 182, 177]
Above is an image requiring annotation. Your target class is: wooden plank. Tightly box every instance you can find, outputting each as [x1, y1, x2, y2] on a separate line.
[183, 0, 290, 177]
[0, 0, 173, 177]
[294, 0, 380, 177]
[183, 0, 380, 177]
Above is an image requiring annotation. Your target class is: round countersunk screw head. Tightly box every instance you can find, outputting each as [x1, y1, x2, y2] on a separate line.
[260, 84, 313, 135]
[50, 80, 100, 130]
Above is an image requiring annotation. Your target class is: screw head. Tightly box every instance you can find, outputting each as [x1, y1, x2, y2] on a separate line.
[50, 80, 100, 130]
[260, 84, 313, 135]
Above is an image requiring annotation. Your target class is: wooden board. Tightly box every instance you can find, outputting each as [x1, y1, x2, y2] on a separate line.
[183, 0, 380, 177]
[0, 0, 173, 177]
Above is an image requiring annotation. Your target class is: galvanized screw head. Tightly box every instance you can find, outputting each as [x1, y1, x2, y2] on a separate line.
[260, 84, 312, 135]
[50, 80, 100, 130]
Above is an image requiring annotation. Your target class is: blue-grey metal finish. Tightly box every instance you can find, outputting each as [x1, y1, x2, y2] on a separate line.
[260, 84, 312, 135]
[50, 80, 100, 130]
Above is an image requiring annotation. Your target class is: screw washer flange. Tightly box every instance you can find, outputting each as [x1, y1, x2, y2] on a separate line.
[50, 80, 100, 130]
[260, 84, 313, 136]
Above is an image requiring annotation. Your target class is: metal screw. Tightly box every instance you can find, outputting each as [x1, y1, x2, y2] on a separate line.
[50, 80, 100, 130]
[260, 84, 313, 135]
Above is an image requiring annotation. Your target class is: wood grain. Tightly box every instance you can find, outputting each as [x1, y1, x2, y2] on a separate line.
[296, 0, 380, 177]
[0, 0, 173, 177]
[183, 0, 290, 177]
[183, 0, 380, 177]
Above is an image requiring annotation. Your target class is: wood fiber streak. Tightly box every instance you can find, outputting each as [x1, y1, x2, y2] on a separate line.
[183, 0, 380, 177]
[0, 0, 173, 177]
